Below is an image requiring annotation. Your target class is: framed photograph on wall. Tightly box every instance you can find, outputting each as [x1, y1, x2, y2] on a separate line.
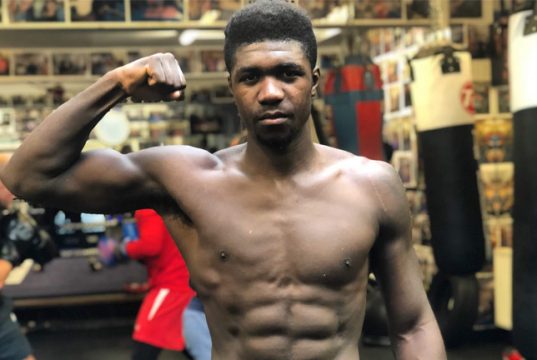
[406, 0, 429, 19]
[355, 0, 402, 19]
[0, 52, 10, 76]
[383, 118, 401, 152]
[485, 215, 513, 248]
[392, 150, 417, 188]
[131, 0, 183, 21]
[474, 118, 513, 163]
[473, 83, 490, 114]
[8, 0, 65, 22]
[14, 53, 49, 76]
[90, 52, 125, 76]
[450, 0, 482, 18]
[200, 50, 226, 73]
[388, 84, 401, 113]
[188, 0, 240, 22]
[498, 86, 510, 114]
[398, 117, 416, 152]
[71, 0, 125, 21]
[53, 53, 88, 75]
[479, 162, 514, 216]
[449, 0, 493, 24]
[0, 108, 17, 138]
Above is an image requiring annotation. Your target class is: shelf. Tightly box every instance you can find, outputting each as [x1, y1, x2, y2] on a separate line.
[0, 72, 227, 83]
[0, 0, 494, 31]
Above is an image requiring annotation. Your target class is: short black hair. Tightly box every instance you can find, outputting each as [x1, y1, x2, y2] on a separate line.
[224, 0, 317, 72]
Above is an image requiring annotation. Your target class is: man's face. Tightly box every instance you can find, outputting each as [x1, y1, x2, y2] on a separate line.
[228, 40, 319, 148]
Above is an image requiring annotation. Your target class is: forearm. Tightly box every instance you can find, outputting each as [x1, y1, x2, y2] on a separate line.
[392, 317, 447, 360]
[2, 71, 127, 198]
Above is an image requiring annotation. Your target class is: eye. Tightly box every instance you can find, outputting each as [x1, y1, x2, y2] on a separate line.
[240, 73, 258, 83]
[284, 70, 299, 78]
[282, 69, 303, 81]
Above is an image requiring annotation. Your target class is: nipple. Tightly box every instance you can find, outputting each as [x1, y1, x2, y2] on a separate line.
[220, 250, 229, 262]
[344, 258, 352, 268]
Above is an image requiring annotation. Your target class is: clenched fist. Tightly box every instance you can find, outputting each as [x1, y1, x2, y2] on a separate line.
[113, 52, 186, 103]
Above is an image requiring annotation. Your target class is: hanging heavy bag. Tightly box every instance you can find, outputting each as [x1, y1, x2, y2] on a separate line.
[509, 8, 537, 359]
[428, 272, 479, 347]
[410, 47, 485, 275]
[362, 277, 390, 347]
[323, 55, 384, 160]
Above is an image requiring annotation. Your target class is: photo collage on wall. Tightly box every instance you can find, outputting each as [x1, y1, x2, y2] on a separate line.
[4, 0, 241, 24]
[474, 116, 514, 253]
[383, 117, 417, 189]
[0, 47, 226, 80]
[8, 0, 66, 22]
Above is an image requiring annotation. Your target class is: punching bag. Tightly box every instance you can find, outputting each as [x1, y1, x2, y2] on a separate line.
[324, 55, 384, 160]
[410, 48, 485, 275]
[509, 9, 537, 359]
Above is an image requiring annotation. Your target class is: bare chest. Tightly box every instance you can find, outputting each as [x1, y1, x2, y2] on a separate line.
[174, 177, 379, 290]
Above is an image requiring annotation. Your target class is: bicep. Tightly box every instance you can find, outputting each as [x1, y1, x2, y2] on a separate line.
[42, 149, 161, 214]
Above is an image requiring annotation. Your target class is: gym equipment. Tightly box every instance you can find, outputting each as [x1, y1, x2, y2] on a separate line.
[362, 277, 390, 347]
[97, 235, 121, 267]
[0, 203, 58, 266]
[428, 272, 479, 347]
[410, 47, 485, 275]
[509, 8, 537, 359]
[323, 55, 384, 160]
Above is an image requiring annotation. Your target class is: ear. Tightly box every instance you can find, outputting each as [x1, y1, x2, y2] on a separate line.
[227, 73, 234, 96]
[311, 67, 321, 97]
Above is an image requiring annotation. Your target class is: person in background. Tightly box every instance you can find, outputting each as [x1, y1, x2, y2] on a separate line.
[124, 209, 194, 360]
[182, 294, 212, 360]
[0, 153, 35, 360]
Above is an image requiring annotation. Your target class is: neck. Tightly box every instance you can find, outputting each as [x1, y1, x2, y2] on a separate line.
[243, 127, 317, 178]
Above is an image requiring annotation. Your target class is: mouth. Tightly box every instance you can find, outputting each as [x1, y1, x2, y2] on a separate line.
[258, 112, 291, 125]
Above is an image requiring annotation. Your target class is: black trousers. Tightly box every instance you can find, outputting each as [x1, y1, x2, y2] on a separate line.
[132, 340, 162, 360]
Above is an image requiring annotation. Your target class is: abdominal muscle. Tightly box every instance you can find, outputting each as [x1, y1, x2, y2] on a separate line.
[204, 278, 366, 360]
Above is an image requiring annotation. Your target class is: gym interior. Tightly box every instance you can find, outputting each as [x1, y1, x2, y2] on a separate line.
[0, 0, 534, 359]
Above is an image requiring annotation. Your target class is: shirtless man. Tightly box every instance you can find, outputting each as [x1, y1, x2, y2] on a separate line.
[0, 1, 446, 359]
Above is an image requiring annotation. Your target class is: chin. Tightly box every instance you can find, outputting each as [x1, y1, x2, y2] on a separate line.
[256, 131, 297, 150]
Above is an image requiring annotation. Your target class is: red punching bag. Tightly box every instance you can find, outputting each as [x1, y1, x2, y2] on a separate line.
[324, 55, 384, 160]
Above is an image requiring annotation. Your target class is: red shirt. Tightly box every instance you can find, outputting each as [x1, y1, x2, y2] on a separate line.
[127, 209, 194, 350]
[126, 209, 190, 292]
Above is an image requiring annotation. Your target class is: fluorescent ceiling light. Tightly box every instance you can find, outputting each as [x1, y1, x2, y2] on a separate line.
[179, 30, 225, 46]
[179, 28, 341, 46]
[314, 28, 342, 42]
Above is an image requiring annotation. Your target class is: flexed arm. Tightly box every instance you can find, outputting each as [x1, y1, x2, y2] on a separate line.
[368, 161, 446, 360]
[0, 53, 186, 213]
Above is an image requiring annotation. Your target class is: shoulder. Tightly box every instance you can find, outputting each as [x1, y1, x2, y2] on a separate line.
[127, 145, 224, 172]
[316, 144, 398, 185]
[317, 145, 407, 220]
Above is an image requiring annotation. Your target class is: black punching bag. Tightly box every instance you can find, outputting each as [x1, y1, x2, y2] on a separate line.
[410, 48, 485, 275]
[510, 9, 537, 359]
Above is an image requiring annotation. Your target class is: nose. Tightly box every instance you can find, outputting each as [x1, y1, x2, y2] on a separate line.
[257, 77, 284, 105]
